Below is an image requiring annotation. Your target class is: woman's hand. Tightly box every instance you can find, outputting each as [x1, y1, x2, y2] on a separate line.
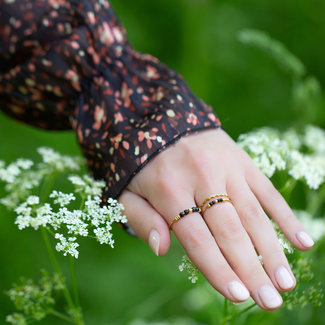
[118, 128, 314, 310]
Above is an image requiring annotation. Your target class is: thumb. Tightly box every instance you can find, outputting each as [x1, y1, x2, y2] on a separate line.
[118, 189, 170, 256]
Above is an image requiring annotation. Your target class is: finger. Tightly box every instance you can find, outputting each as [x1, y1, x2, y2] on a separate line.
[196, 187, 283, 310]
[228, 179, 296, 292]
[246, 166, 315, 250]
[149, 188, 250, 303]
[118, 189, 170, 256]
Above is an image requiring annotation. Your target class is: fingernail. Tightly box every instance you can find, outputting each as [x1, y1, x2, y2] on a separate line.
[296, 231, 314, 247]
[149, 229, 160, 256]
[227, 281, 250, 301]
[259, 285, 283, 309]
[275, 266, 294, 289]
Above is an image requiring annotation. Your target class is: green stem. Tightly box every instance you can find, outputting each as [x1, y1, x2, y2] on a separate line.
[223, 297, 229, 318]
[79, 194, 86, 210]
[279, 178, 297, 200]
[39, 168, 84, 324]
[235, 302, 257, 317]
[40, 172, 57, 204]
[41, 228, 75, 312]
[50, 310, 75, 324]
[69, 256, 80, 309]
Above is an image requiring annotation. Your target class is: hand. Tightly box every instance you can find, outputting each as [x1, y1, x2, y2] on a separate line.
[118, 128, 314, 310]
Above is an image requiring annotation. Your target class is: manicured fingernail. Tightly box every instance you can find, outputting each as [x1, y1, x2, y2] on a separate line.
[227, 281, 250, 301]
[275, 266, 294, 289]
[259, 285, 282, 309]
[149, 229, 160, 256]
[296, 231, 314, 247]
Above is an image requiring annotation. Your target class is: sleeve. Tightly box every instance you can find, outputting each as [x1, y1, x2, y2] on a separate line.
[0, 0, 222, 200]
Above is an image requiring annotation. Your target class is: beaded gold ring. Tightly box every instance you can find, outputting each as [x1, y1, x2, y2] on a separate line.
[199, 193, 231, 211]
[201, 197, 232, 214]
[169, 206, 201, 230]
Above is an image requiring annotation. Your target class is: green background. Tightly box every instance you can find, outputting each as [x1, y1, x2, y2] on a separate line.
[0, 0, 324, 324]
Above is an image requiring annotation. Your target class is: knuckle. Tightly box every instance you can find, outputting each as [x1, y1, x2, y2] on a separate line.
[264, 245, 286, 262]
[155, 170, 179, 194]
[183, 226, 212, 251]
[241, 201, 266, 223]
[218, 216, 243, 240]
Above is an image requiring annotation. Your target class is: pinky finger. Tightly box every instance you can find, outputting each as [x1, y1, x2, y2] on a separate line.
[118, 189, 171, 256]
[246, 169, 315, 251]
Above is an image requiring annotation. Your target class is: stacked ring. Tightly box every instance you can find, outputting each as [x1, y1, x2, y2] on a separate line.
[201, 197, 232, 214]
[169, 206, 201, 229]
[199, 193, 231, 211]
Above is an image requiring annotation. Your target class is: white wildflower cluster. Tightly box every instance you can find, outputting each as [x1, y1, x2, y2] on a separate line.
[179, 255, 200, 284]
[55, 234, 79, 259]
[13, 189, 126, 258]
[288, 150, 325, 189]
[0, 148, 85, 210]
[303, 125, 325, 154]
[237, 125, 325, 189]
[0, 159, 33, 183]
[68, 174, 105, 196]
[237, 127, 288, 177]
[49, 190, 76, 207]
[0, 147, 127, 258]
[37, 147, 85, 172]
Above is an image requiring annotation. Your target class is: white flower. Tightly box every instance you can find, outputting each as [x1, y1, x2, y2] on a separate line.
[68, 174, 105, 196]
[26, 195, 40, 205]
[37, 147, 83, 172]
[237, 128, 289, 178]
[288, 151, 325, 189]
[237, 126, 325, 189]
[304, 125, 325, 154]
[179, 255, 199, 284]
[15, 215, 31, 230]
[68, 175, 86, 186]
[49, 190, 76, 207]
[0, 162, 21, 183]
[0, 147, 128, 258]
[15, 203, 32, 217]
[55, 233, 79, 258]
[94, 224, 114, 246]
[15, 159, 34, 170]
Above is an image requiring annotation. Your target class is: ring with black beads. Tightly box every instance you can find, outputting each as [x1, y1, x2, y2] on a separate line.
[169, 206, 202, 229]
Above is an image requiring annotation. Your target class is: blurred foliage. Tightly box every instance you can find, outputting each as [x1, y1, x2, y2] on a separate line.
[1, 0, 325, 324]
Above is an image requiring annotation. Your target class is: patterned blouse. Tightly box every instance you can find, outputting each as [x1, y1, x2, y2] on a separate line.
[0, 0, 221, 202]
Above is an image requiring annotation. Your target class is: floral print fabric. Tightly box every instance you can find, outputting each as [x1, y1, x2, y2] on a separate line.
[0, 0, 221, 200]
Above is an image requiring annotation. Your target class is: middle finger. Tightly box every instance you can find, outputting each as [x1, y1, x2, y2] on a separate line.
[196, 187, 283, 310]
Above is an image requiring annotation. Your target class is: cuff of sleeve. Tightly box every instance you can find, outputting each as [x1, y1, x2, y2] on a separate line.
[75, 67, 222, 201]
[71, 16, 222, 201]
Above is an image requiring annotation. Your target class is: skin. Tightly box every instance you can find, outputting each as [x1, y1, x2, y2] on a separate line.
[118, 127, 313, 310]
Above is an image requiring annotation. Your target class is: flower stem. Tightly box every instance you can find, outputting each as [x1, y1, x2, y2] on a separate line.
[50, 310, 75, 323]
[79, 194, 86, 210]
[41, 228, 75, 313]
[70, 256, 81, 310]
[279, 178, 296, 200]
[40, 172, 57, 204]
[235, 302, 257, 317]
[223, 297, 229, 318]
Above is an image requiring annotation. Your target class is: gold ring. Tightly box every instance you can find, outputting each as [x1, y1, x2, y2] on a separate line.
[201, 197, 232, 214]
[169, 206, 201, 230]
[199, 193, 231, 211]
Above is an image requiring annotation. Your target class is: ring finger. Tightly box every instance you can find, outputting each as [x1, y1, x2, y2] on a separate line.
[147, 187, 251, 303]
[196, 186, 283, 310]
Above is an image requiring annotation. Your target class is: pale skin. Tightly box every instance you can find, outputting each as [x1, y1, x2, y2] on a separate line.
[118, 127, 314, 310]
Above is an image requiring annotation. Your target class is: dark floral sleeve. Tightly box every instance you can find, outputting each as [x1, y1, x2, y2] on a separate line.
[0, 0, 221, 201]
